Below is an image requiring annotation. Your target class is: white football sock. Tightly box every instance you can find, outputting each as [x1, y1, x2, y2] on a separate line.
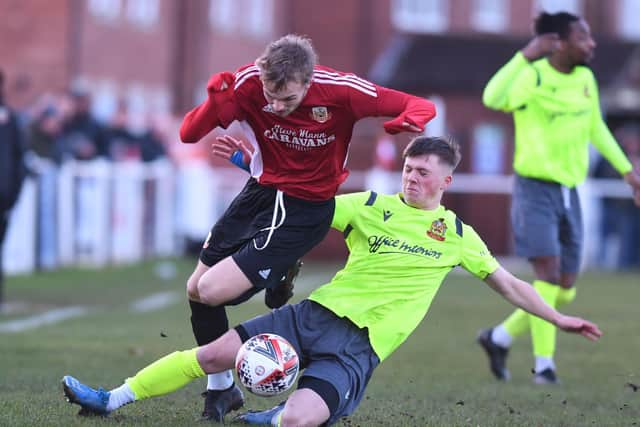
[534, 356, 556, 373]
[207, 370, 234, 390]
[491, 325, 513, 348]
[107, 383, 136, 411]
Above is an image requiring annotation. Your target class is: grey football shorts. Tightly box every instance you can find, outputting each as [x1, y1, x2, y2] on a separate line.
[236, 300, 380, 425]
[511, 175, 583, 273]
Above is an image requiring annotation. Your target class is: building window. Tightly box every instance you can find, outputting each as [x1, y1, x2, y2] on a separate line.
[89, 0, 122, 22]
[471, 123, 506, 174]
[209, 0, 236, 34]
[471, 0, 508, 33]
[532, 0, 582, 15]
[92, 79, 119, 123]
[618, 0, 640, 40]
[391, 0, 448, 34]
[247, 0, 273, 38]
[126, 0, 159, 30]
[425, 95, 446, 137]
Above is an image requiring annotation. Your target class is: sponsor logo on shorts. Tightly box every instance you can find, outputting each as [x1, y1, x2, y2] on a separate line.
[258, 268, 271, 280]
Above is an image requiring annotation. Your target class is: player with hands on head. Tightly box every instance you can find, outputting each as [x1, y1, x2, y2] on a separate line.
[176, 34, 436, 421]
[61, 135, 601, 426]
[477, 11, 640, 385]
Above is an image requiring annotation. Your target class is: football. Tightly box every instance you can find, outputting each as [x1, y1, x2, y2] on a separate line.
[235, 333, 300, 396]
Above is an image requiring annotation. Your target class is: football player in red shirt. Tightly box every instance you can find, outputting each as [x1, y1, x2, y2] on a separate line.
[179, 34, 436, 421]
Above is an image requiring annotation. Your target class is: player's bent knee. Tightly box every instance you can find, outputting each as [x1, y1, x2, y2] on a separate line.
[186, 278, 200, 301]
[196, 280, 228, 307]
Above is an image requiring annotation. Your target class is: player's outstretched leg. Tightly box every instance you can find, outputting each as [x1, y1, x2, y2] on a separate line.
[264, 259, 303, 309]
[202, 384, 245, 421]
[476, 328, 511, 381]
[235, 402, 285, 425]
[62, 376, 110, 416]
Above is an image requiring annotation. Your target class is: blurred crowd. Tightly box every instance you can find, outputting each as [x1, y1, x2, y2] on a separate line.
[24, 88, 168, 167]
[593, 124, 640, 270]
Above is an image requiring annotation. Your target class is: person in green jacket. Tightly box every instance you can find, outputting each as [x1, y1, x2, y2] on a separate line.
[477, 11, 640, 385]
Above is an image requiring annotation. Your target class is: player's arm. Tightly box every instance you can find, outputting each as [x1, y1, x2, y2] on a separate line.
[345, 78, 435, 134]
[374, 87, 436, 134]
[484, 267, 601, 341]
[179, 72, 239, 143]
[482, 35, 558, 111]
[587, 77, 640, 205]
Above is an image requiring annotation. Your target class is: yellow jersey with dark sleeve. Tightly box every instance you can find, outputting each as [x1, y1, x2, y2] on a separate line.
[483, 52, 632, 187]
[308, 191, 499, 361]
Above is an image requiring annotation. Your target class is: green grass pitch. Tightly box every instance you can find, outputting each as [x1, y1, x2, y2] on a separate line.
[0, 258, 638, 426]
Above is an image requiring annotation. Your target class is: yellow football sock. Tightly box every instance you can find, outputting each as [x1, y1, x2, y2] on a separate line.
[126, 348, 205, 400]
[530, 280, 560, 358]
[502, 308, 529, 338]
[556, 287, 577, 307]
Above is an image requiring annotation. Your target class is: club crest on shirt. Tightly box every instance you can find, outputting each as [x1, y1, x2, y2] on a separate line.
[583, 85, 590, 98]
[310, 106, 331, 123]
[262, 104, 274, 113]
[426, 218, 447, 241]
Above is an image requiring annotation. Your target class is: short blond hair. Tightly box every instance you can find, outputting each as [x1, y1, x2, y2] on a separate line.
[256, 34, 317, 91]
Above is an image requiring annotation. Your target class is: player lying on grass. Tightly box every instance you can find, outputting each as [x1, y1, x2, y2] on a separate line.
[61, 136, 601, 426]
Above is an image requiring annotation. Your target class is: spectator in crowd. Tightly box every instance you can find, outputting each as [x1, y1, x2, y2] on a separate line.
[138, 114, 167, 163]
[58, 88, 106, 161]
[593, 124, 640, 269]
[28, 101, 66, 164]
[0, 69, 27, 306]
[104, 100, 139, 162]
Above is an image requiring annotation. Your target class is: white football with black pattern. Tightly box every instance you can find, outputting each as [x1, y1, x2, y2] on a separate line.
[235, 333, 299, 396]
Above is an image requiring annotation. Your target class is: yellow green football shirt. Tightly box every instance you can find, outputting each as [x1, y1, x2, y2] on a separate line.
[483, 52, 632, 187]
[308, 192, 499, 361]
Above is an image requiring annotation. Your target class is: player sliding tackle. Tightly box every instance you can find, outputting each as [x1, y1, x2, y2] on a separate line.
[176, 33, 434, 421]
[62, 136, 601, 427]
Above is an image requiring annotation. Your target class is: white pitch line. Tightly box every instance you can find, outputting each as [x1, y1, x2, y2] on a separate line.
[0, 306, 89, 333]
[0, 291, 181, 333]
[129, 291, 180, 313]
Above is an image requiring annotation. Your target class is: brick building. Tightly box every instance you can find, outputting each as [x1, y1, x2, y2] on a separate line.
[1, 0, 637, 256]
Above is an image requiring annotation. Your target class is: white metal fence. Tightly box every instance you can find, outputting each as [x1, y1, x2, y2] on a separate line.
[3, 164, 636, 274]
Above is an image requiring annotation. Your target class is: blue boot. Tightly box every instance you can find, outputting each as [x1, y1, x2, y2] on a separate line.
[62, 375, 110, 416]
[235, 402, 285, 425]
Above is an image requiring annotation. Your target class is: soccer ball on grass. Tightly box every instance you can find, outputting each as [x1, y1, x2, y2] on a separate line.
[235, 333, 299, 396]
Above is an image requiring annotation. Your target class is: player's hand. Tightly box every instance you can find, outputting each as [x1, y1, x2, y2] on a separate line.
[623, 170, 640, 207]
[521, 33, 561, 61]
[207, 72, 235, 94]
[555, 314, 602, 341]
[383, 117, 424, 135]
[402, 122, 423, 132]
[212, 135, 252, 170]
